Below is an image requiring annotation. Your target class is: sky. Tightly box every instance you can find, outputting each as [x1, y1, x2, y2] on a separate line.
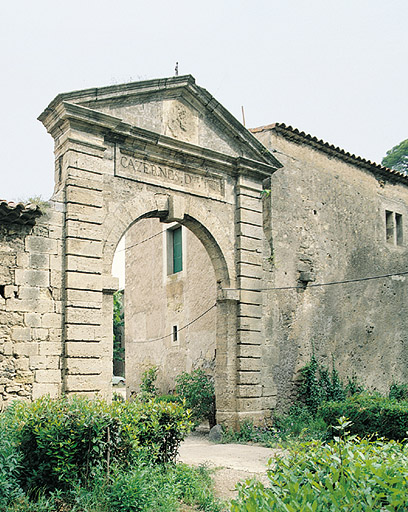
[1, 0, 407, 202]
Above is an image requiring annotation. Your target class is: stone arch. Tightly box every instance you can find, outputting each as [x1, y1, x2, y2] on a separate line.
[102, 192, 236, 422]
[102, 194, 232, 290]
[39, 75, 280, 426]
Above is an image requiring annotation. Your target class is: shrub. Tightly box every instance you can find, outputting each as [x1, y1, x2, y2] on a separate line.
[320, 394, 408, 440]
[69, 461, 223, 512]
[175, 369, 215, 428]
[4, 395, 191, 494]
[139, 366, 159, 400]
[298, 354, 346, 413]
[156, 394, 182, 404]
[118, 399, 193, 463]
[0, 410, 24, 508]
[231, 419, 408, 511]
[389, 381, 408, 401]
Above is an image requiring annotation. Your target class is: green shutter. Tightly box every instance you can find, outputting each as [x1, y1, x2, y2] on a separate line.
[173, 227, 182, 273]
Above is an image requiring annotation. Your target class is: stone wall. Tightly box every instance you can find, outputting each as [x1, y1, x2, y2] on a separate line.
[253, 126, 408, 409]
[125, 218, 217, 395]
[0, 205, 63, 407]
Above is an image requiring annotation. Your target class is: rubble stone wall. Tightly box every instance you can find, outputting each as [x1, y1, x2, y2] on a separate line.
[0, 207, 63, 407]
[254, 128, 408, 409]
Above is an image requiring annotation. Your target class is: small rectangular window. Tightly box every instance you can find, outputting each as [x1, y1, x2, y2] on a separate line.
[386, 210, 394, 243]
[172, 325, 178, 344]
[385, 210, 404, 246]
[396, 213, 403, 246]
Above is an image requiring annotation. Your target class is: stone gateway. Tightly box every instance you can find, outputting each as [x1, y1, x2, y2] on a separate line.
[0, 76, 407, 426]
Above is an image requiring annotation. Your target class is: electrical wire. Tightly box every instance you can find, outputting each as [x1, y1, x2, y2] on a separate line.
[239, 269, 408, 292]
[116, 229, 164, 253]
[135, 303, 217, 343]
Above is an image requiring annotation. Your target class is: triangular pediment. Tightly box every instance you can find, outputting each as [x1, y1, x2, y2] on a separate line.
[42, 75, 280, 168]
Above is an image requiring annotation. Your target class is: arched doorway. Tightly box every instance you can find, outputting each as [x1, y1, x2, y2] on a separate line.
[39, 75, 281, 426]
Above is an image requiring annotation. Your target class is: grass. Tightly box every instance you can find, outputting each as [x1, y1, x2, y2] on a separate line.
[4, 462, 224, 512]
[222, 405, 328, 448]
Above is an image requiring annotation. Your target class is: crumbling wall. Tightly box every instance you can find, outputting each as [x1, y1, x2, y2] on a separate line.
[0, 204, 63, 407]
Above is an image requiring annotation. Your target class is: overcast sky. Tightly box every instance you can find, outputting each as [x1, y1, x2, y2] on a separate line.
[1, 0, 407, 202]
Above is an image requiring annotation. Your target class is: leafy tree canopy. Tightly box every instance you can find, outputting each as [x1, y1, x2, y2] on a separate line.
[382, 139, 408, 174]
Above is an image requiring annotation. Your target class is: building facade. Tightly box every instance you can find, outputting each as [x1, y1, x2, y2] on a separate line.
[0, 76, 407, 423]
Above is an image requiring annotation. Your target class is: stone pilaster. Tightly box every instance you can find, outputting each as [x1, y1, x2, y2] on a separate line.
[235, 173, 264, 423]
[61, 141, 108, 395]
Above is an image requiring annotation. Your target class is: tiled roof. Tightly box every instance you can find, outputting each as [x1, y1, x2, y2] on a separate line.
[250, 123, 408, 184]
[0, 200, 42, 225]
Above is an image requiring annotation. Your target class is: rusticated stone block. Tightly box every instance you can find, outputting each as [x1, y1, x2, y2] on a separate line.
[65, 358, 103, 374]
[32, 383, 60, 400]
[35, 370, 62, 383]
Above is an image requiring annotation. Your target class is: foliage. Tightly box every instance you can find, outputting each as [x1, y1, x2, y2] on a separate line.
[113, 290, 125, 368]
[223, 409, 328, 447]
[156, 394, 182, 404]
[119, 398, 192, 463]
[139, 365, 159, 400]
[272, 405, 328, 443]
[67, 461, 223, 512]
[17, 195, 50, 212]
[345, 375, 365, 396]
[231, 417, 408, 511]
[389, 381, 408, 401]
[298, 354, 347, 414]
[2, 395, 191, 495]
[298, 351, 367, 415]
[0, 411, 24, 509]
[175, 369, 216, 428]
[2, 461, 222, 512]
[320, 393, 408, 440]
[382, 138, 408, 174]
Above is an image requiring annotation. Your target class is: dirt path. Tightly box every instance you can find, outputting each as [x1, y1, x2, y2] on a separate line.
[178, 433, 283, 500]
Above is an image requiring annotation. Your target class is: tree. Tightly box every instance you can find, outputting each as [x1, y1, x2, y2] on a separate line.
[382, 139, 408, 175]
[113, 290, 125, 375]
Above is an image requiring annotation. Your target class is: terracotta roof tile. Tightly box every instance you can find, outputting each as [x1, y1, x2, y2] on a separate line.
[250, 123, 408, 184]
[0, 200, 42, 225]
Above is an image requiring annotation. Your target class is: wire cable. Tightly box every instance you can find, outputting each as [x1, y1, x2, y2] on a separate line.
[240, 269, 408, 292]
[135, 303, 217, 343]
[116, 229, 164, 253]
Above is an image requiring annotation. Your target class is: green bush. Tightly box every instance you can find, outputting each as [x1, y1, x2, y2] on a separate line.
[156, 394, 182, 404]
[0, 410, 24, 508]
[389, 381, 408, 401]
[320, 394, 408, 440]
[175, 369, 215, 427]
[3, 395, 191, 494]
[231, 419, 408, 511]
[69, 462, 223, 512]
[119, 398, 193, 463]
[139, 366, 159, 401]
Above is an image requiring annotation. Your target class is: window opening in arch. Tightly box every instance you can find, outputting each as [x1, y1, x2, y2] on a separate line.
[167, 225, 183, 274]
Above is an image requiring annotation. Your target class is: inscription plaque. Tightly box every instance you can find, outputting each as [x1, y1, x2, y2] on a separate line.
[116, 151, 225, 198]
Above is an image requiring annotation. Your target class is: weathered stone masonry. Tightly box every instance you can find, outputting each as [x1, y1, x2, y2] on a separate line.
[0, 201, 63, 406]
[1, 77, 408, 426]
